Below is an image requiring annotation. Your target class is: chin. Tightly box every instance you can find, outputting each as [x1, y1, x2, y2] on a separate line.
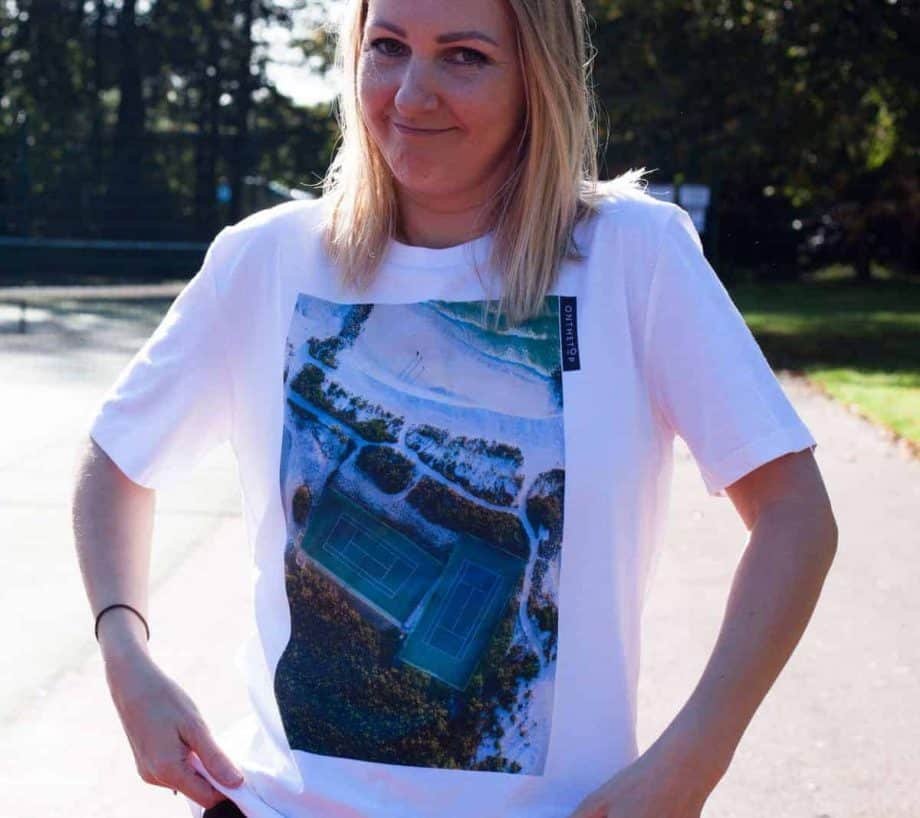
[391, 168, 457, 199]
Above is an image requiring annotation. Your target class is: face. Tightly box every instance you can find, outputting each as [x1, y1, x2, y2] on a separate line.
[357, 0, 526, 209]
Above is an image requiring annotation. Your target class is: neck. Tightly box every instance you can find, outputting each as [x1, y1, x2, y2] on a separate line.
[394, 149, 516, 249]
[395, 195, 493, 249]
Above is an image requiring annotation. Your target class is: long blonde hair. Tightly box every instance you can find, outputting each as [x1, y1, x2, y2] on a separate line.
[319, 0, 648, 326]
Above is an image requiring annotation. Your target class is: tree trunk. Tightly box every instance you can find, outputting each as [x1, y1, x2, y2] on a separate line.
[195, 0, 223, 239]
[90, 0, 106, 234]
[230, 0, 255, 224]
[111, 0, 145, 237]
[855, 240, 873, 282]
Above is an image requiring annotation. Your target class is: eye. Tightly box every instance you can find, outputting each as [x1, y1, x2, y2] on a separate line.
[368, 37, 406, 57]
[367, 38, 490, 67]
[447, 47, 489, 67]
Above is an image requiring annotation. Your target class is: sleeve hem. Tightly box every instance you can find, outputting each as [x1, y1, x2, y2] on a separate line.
[701, 423, 818, 498]
[89, 424, 162, 491]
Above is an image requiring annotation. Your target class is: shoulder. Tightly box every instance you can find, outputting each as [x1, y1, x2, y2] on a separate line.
[215, 196, 327, 250]
[575, 178, 701, 278]
[202, 197, 328, 291]
[193, 197, 328, 304]
[588, 178, 684, 244]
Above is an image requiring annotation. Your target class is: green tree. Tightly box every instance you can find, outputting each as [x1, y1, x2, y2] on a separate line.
[0, 0, 337, 243]
[586, 0, 917, 279]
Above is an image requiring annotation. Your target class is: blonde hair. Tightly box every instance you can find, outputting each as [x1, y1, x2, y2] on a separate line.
[319, 0, 649, 326]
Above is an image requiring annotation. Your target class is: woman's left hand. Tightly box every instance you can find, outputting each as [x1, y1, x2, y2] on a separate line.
[564, 743, 714, 818]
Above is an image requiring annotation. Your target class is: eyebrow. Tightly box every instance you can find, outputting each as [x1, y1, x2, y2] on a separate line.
[368, 20, 500, 47]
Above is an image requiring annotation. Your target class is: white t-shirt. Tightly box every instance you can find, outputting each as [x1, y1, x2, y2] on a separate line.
[88, 185, 816, 818]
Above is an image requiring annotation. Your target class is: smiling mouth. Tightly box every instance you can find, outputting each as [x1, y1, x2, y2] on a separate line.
[393, 122, 454, 135]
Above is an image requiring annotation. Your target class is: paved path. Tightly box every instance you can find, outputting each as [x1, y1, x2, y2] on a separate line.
[0, 299, 916, 817]
[641, 374, 919, 818]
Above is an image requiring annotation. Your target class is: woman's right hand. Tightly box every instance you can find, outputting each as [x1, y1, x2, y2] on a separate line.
[102, 642, 245, 809]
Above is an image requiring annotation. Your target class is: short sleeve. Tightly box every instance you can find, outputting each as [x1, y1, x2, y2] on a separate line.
[643, 206, 817, 497]
[87, 229, 237, 489]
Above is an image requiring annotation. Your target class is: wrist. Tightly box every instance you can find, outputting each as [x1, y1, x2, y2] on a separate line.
[644, 714, 731, 800]
[97, 608, 151, 665]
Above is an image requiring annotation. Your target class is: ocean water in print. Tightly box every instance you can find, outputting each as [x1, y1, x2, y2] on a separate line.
[274, 295, 566, 775]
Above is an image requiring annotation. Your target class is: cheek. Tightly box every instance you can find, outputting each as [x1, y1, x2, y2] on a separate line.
[357, 58, 394, 124]
[460, 82, 524, 150]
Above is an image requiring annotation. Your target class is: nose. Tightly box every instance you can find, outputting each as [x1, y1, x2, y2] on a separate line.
[393, 58, 438, 115]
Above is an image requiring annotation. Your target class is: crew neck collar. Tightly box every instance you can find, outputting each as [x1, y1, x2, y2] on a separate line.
[383, 230, 494, 270]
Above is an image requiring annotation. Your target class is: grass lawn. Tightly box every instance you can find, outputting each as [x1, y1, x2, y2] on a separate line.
[728, 265, 920, 449]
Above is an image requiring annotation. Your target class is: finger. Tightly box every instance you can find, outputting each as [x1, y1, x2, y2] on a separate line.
[567, 799, 604, 818]
[179, 716, 245, 788]
[169, 758, 231, 810]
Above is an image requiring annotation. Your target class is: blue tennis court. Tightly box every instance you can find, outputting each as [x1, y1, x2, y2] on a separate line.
[398, 535, 524, 690]
[422, 561, 502, 658]
[301, 486, 445, 624]
[321, 514, 423, 600]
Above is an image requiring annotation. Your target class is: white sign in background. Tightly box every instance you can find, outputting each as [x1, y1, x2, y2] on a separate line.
[644, 182, 710, 234]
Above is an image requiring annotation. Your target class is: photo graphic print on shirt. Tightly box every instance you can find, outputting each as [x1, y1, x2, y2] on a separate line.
[275, 294, 566, 775]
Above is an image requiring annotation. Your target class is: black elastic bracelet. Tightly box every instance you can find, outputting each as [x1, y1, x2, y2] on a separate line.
[94, 603, 150, 642]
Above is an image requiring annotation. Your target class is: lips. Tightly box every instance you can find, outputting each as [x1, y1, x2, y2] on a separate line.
[393, 122, 453, 135]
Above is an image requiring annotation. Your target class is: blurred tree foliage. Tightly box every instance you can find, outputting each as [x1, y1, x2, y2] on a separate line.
[587, 0, 918, 279]
[0, 0, 916, 279]
[0, 0, 337, 241]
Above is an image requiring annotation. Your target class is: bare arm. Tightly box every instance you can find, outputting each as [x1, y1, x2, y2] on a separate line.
[655, 449, 838, 785]
[72, 436, 155, 663]
[648, 485, 837, 792]
[567, 450, 837, 818]
[71, 436, 244, 808]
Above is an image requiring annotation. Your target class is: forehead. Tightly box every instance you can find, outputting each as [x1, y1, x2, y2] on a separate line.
[364, 0, 516, 43]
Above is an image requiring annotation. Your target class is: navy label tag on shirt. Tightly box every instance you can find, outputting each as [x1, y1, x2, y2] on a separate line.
[559, 296, 580, 371]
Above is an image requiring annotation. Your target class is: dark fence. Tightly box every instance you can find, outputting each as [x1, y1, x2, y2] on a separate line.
[0, 127, 323, 282]
[5, 133, 320, 230]
[0, 237, 210, 285]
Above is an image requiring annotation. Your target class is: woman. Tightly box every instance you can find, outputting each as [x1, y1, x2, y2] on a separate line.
[73, 1, 838, 817]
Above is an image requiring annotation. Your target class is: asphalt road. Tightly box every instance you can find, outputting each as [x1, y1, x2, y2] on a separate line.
[0, 298, 916, 817]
